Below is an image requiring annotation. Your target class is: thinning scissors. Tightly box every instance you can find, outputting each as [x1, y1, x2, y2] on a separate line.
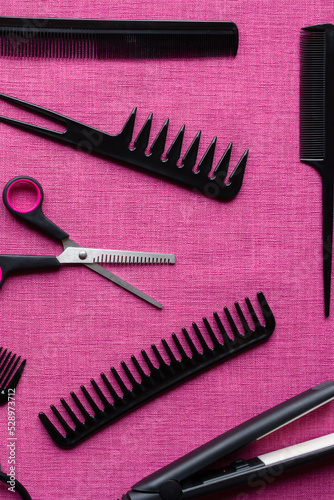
[1, 176, 175, 308]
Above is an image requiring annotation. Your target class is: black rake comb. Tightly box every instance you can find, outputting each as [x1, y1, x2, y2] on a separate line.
[0, 346, 26, 404]
[0, 93, 248, 201]
[39, 291, 275, 448]
[0, 18, 238, 59]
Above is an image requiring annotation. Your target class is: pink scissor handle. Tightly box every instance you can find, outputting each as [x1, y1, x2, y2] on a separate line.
[5, 177, 42, 213]
[3, 176, 69, 241]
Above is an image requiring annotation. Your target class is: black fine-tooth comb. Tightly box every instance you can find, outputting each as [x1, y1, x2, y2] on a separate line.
[0, 346, 26, 404]
[0, 18, 238, 59]
[0, 93, 248, 201]
[39, 292, 275, 448]
[300, 24, 334, 316]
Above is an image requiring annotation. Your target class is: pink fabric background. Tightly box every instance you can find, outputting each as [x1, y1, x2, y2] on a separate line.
[0, 1, 333, 499]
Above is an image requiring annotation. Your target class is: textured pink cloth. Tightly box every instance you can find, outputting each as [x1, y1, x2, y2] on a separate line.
[0, 1, 333, 499]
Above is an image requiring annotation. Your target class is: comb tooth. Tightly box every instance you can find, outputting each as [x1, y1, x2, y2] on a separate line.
[161, 338, 177, 363]
[51, 405, 74, 434]
[0, 353, 15, 384]
[257, 292, 275, 332]
[0, 351, 12, 381]
[150, 119, 169, 158]
[120, 108, 137, 145]
[131, 355, 147, 381]
[70, 391, 92, 420]
[213, 142, 232, 179]
[228, 149, 248, 183]
[182, 328, 199, 356]
[111, 367, 130, 395]
[197, 137, 217, 177]
[202, 317, 221, 348]
[81, 385, 101, 414]
[182, 131, 201, 170]
[256, 291, 274, 326]
[172, 333, 189, 360]
[90, 379, 111, 408]
[166, 125, 185, 164]
[214, 312, 233, 345]
[192, 322, 210, 351]
[234, 302, 252, 334]
[2, 355, 20, 388]
[39, 411, 68, 443]
[224, 306, 244, 339]
[245, 297, 261, 329]
[61, 398, 83, 427]
[141, 349, 156, 373]
[0, 349, 9, 369]
[101, 372, 120, 402]
[151, 344, 166, 366]
[121, 361, 138, 388]
[134, 113, 153, 151]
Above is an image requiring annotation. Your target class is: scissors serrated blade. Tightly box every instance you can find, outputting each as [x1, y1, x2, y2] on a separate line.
[58, 247, 176, 265]
[61, 239, 166, 308]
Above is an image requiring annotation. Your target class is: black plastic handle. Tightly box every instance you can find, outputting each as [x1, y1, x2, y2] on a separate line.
[3, 176, 69, 241]
[0, 255, 61, 286]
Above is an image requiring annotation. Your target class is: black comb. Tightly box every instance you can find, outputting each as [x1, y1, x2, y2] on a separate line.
[300, 24, 334, 316]
[39, 292, 275, 448]
[0, 18, 238, 59]
[0, 346, 26, 404]
[0, 93, 248, 201]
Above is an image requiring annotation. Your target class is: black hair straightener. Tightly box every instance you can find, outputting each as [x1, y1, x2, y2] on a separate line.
[121, 381, 334, 500]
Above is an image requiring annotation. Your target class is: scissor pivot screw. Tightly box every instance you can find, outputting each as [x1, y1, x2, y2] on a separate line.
[79, 251, 88, 260]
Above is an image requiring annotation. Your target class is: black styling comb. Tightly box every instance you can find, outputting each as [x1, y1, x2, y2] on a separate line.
[300, 25, 334, 316]
[0, 346, 26, 404]
[0, 18, 238, 59]
[0, 93, 248, 201]
[39, 292, 275, 448]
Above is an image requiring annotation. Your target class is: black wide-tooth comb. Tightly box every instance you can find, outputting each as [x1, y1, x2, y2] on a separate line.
[39, 292, 275, 448]
[0, 18, 238, 59]
[0, 346, 26, 404]
[300, 24, 334, 316]
[0, 93, 248, 201]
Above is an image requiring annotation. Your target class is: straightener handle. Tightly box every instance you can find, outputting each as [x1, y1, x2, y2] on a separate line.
[3, 176, 69, 241]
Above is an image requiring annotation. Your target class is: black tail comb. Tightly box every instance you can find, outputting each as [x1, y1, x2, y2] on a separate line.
[39, 292, 275, 448]
[0, 18, 238, 59]
[0, 347, 26, 404]
[300, 24, 334, 316]
[0, 93, 248, 201]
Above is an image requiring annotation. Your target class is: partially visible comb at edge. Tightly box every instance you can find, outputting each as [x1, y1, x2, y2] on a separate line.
[300, 24, 334, 316]
[0, 347, 26, 404]
[0, 18, 238, 58]
[39, 292, 275, 448]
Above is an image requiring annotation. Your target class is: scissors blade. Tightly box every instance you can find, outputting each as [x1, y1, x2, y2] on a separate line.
[62, 238, 163, 309]
[58, 247, 176, 265]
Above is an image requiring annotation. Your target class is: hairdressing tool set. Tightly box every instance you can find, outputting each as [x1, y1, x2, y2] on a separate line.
[0, 12, 332, 500]
[1, 176, 175, 308]
[300, 23, 334, 317]
[39, 292, 275, 447]
[0, 18, 239, 59]
[0, 346, 25, 404]
[0, 93, 248, 201]
[122, 381, 334, 500]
